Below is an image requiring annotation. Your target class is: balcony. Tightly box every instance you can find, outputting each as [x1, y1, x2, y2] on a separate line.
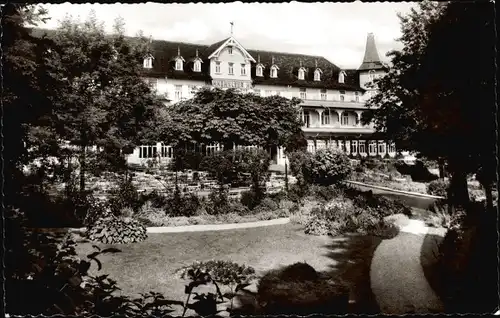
[299, 98, 369, 109]
[302, 123, 375, 134]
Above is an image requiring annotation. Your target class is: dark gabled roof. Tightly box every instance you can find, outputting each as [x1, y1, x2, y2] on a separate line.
[30, 28, 365, 90]
[203, 37, 230, 57]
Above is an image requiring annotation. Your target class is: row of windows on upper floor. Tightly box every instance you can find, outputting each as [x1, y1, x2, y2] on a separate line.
[143, 56, 369, 84]
[146, 81, 366, 103]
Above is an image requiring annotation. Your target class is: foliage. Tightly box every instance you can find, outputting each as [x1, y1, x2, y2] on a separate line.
[87, 215, 147, 244]
[288, 150, 313, 187]
[257, 262, 349, 315]
[253, 197, 280, 213]
[5, 207, 181, 316]
[159, 88, 304, 154]
[427, 179, 449, 197]
[436, 208, 498, 313]
[177, 260, 256, 316]
[240, 148, 271, 203]
[166, 187, 201, 217]
[107, 178, 141, 215]
[205, 186, 231, 215]
[363, 1, 496, 209]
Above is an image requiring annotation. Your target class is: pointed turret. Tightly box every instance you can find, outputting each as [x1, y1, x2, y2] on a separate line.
[358, 33, 384, 71]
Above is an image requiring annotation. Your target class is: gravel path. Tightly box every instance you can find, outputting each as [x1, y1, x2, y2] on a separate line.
[370, 220, 444, 314]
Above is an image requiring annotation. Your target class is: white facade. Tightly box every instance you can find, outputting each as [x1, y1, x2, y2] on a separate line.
[128, 34, 396, 167]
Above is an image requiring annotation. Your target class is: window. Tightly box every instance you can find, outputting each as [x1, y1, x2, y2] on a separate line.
[369, 70, 375, 80]
[194, 61, 201, 72]
[314, 70, 321, 81]
[175, 59, 183, 71]
[228, 62, 234, 75]
[270, 66, 278, 78]
[378, 142, 386, 154]
[302, 110, 310, 128]
[240, 63, 246, 75]
[320, 89, 327, 100]
[143, 57, 153, 69]
[160, 144, 173, 159]
[321, 110, 330, 125]
[298, 69, 305, 80]
[254, 89, 261, 96]
[341, 112, 349, 125]
[340, 90, 345, 102]
[389, 143, 396, 153]
[351, 141, 358, 154]
[338, 71, 345, 83]
[359, 141, 366, 154]
[256, 65, 263, 77]
[299, 88, 307, 99]
[228, 46, 233, 55]
[368, 141, 376, 154]
[215, 61, 221, 73]
[189, 85, 197, 96]
[139, 145, 157, 159]
[174, 85, 182, 101]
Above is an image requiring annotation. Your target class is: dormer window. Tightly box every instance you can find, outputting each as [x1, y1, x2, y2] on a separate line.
[338, 71, 346, 84]
[314, 69, 322, 81]
[194, 60, 201, 72]
[175, 59, 183, 71]
[298, 69, 305, 80]
[143, 56, 153, 69]
[270, 66, 278, 78]
[256, 65, 263, 77]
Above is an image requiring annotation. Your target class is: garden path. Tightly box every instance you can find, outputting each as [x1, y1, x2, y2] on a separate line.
[370, 219, 445, 314]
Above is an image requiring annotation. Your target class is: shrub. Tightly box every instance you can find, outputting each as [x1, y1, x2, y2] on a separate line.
[204, 187, 231, 215]
[437, 210, 498, 313]
[107, 178, 141, 215]
[87, 215, 147, 244]
[309, 148, 352, 186]
[304, 217, 331, 236]
[253, 197, 279, 213]
[257, 262, 349, 315]
[427, 179, 449, 197]
[164, 187, 201, 217]
[240, 190, 260, 210]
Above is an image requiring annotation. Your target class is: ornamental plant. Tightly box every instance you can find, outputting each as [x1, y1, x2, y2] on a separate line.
[177, 260, 256, 316]
[309, 148, 352, 186]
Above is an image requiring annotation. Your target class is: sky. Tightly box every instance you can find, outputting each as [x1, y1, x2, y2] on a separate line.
[39, 2, 416, 69]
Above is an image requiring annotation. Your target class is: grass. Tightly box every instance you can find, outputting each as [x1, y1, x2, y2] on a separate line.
[73, 222, 383, 315]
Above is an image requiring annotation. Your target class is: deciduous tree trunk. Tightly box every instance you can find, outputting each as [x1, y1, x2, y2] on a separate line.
[79, 145, 86, 193]
[448, 160, 469, 212]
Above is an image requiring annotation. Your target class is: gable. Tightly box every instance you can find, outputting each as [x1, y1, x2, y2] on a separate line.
[207, 37, 256, 63]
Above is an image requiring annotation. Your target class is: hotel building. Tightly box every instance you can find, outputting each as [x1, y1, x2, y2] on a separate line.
[128, 32, 396, 166]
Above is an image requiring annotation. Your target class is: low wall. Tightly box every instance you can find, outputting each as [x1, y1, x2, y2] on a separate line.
[345, 181, 443, 210]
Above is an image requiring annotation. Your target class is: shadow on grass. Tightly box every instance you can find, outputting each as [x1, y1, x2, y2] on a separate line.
[420, 233, 445, 305]
[324, 233, 385, 314]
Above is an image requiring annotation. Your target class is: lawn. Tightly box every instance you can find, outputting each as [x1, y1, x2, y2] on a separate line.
[73, 222, 383, 315]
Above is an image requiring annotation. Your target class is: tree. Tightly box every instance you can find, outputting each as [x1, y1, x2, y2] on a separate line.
[42, 12, 163, 192]
[362, 1, 496, 211]
[1, 4, 53, 206]
[159, 88, 305, 154]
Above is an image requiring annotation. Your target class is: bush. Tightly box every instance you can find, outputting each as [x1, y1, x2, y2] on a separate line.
[257, 262, 349, 315]
[87, 215, 147, 244]
[309, 148, 352, 185]
[437, 210, 498, 313]
[240, 190, 260, 210]
[253, 197, 279, 212]
[427, 179, 449, 197]
[107, 178, 141, 215]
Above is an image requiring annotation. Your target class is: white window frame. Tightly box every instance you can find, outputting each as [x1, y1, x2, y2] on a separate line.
[298, 69, 305, 80]
[341, 112, 349, 125]
[320, 89, 327, 100]
[270, 66, 278, 78]
[143, 57, 153, 69]
[256, 65, 263, 77]
[175, 59, 183, 71]
[215, 61, 221, 74]
[194, 61, 201, 72]
[174, 85, 182, 101]
[228, 62, 234, 75]
[321, 110, 330, 125]
[368, 141, 377, 154]
[351, 140, 358, 154]
[299, 88, 307, 100]
[378, 142, 386, 154]
[314, 70, 321, 81]
[139, 145, 157, 159]
[228, 46, 233, 55]
[359, 141, 366, 154]
[240, 63, 246, 75]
